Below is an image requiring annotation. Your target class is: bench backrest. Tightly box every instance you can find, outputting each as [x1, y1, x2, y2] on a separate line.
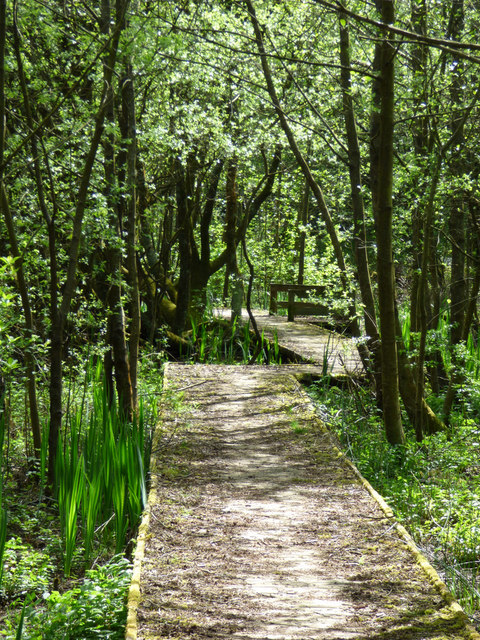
[269, 283, 327, 320]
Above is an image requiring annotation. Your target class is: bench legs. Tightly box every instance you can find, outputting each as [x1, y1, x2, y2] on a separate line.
[288, 290, 295, 322]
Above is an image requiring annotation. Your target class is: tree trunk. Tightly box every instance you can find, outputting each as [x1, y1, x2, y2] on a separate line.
[103, 91, 133, 417]
[225, 157, 243, 322]
[174, 159, 192, 334]
[121, 62, 140, 410]
[339, 5, 380, 392]
[414, 75, 479, 435]
[297, 175, 309, 286]
[196, 158, 225, 302]
[1, 187, 42, 455]
[47, 0, 127, 487]
[447, 0, 466, 339]
[1, 6, 42, 457]
[373, 0, 405, 445]
[443, 200, 480, 423]
[442, 0, 466, 420]
[191, 147, 281, 294]
[395, 309, 445, 435]
[409, 0, 428, 340]
[98, 1, 134, 419]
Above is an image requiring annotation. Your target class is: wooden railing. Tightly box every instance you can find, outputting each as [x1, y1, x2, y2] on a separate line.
[269, 283, 327, 321]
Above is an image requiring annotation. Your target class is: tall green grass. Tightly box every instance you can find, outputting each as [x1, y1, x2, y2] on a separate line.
[56, 439, 84, 577]
[54, 360, 152, 575]
[187, 316, 282, 364]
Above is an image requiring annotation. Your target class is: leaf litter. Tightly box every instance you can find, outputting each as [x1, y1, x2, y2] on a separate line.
[133, 363, 478, 640]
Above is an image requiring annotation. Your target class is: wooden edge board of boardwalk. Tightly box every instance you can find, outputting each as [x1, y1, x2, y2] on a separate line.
[126, 363, 480, 640]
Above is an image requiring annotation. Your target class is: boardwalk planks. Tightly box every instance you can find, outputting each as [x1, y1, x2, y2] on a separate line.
[126, 364, 480, 640]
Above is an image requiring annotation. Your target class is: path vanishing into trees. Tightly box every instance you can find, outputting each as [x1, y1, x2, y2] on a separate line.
[126, 322, 480, 640]
[214, 309, 364, 376]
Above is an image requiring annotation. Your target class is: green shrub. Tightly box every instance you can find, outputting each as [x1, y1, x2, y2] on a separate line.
[0, 538, 54, 600]
[4, 556, 131, 640]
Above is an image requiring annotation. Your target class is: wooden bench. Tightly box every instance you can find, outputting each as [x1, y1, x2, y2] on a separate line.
[269, 283, 327, 321]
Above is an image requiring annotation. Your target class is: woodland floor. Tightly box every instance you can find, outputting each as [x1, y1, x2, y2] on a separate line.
[128, 363, 479, 640]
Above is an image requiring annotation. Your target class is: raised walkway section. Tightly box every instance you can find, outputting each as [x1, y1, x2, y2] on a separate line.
[214, 308, 363, 375]
[126, 364, 479, 640]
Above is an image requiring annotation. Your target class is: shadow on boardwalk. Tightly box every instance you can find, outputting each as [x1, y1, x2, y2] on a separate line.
[127, 364, 479, 640]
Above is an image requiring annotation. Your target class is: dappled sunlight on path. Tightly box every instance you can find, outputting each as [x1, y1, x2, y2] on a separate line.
[127, 364, 479, 640]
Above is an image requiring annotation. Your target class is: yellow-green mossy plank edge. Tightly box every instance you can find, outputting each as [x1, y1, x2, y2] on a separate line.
[125, 486, 155, 640]
[124, 365, 171, 640]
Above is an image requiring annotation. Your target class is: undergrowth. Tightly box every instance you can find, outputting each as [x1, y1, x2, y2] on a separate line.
[1, 556, 131, 640]
[308, 378, 480, 627]
[0, 357, 158, 639]
[182, 315, 283, 364]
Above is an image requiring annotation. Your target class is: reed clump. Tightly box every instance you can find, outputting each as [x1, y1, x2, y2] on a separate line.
[53, 360, 153, 576]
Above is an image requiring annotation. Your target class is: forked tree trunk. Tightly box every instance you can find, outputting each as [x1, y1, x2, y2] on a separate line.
[193, 148, 281, 296]
[195, 158, 225, 303]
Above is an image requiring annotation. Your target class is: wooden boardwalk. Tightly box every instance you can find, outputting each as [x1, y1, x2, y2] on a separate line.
[126, 364, 480, 640]
[214, 308, 364, 376]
